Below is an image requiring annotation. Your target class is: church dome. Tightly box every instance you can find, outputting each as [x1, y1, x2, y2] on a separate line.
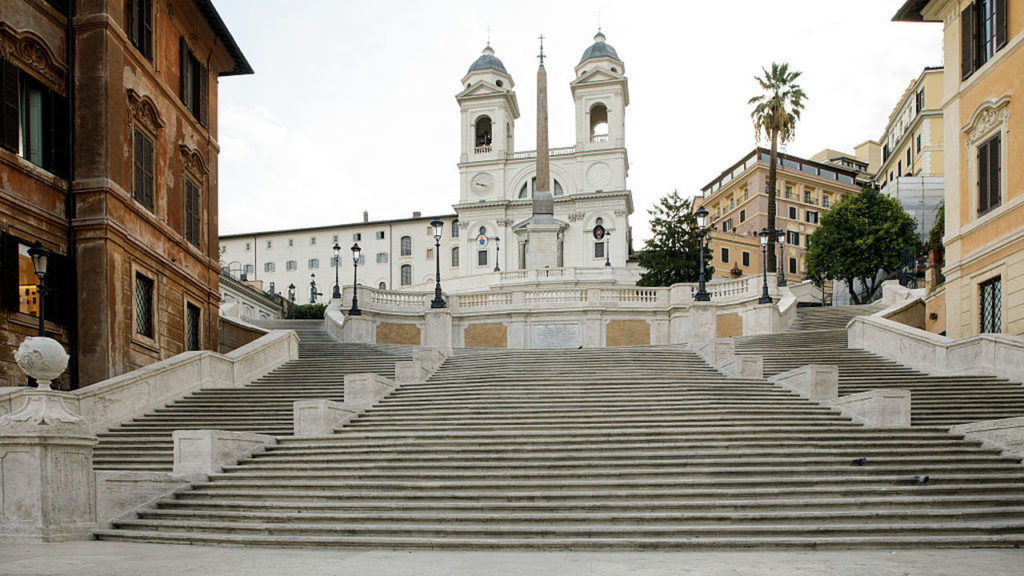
[579, 31, 620, 64]
[467, 45, 508, 74]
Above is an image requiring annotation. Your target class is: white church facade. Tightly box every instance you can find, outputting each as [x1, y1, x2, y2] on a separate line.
[219, 33, 638, 301]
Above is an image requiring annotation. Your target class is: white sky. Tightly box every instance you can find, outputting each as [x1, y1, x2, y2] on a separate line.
[215, 0, 942, 244]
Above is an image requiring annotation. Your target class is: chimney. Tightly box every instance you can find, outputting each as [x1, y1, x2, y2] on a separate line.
[413, 211, 421, 218]
[363, 210, 368, 223]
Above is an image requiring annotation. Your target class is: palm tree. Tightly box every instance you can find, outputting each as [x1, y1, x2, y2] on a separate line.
[749, 62, 807, 273]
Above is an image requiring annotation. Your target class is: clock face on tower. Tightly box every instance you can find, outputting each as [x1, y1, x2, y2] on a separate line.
[471, 172, 494, 196]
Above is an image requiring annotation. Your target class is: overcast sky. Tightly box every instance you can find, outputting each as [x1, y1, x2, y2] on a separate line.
[215, 0, 941, 244]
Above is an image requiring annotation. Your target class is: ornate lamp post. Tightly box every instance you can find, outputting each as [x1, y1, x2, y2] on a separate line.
[430, 219, 447, 309]
[776, 229, 787, 287]
[27, 241, 52, 337]
[493, 236, 501, 272]
[604, 230, 612, 267]
[287, 283, 295, 302]
[349, 243, 361, 315]
[758, 228, 773, 304]
[694, 207, 710, 302]
[332, 242, 342, 299]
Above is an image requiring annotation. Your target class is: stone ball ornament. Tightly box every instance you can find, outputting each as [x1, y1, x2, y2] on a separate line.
[15, 336, 70, 388]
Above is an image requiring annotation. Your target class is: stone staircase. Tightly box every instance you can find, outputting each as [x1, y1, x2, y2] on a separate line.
[96, 340, 1024, 548]
[92, 321, 412, 471]
[736, 306, 1024, 426]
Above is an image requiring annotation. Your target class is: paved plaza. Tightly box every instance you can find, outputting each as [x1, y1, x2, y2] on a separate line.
[2, 542, 1024, 576]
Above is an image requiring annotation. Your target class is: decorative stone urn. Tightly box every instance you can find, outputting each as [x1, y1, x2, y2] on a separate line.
[15, 336, 70, 388]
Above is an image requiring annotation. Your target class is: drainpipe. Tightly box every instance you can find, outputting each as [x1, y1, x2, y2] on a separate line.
[64, 2, 78, 389]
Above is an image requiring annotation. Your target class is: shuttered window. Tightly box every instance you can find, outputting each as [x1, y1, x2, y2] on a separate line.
[0, 60, 68, 176]
[962, 0, 1007, 80]
[126, 0, 153, 62]
[179, 38, 209, 127]
[977, 133, 1001, 215]
[133, 127, 155, 212]
[184, 177, 201, 248]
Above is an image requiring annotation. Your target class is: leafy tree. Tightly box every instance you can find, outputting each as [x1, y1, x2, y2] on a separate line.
[928, 204, 945, 287]
[637, 190, 713, 287]
[287, 303, 326, 319]
[806, 187, 920, 304]
[749, 62, 807, 273]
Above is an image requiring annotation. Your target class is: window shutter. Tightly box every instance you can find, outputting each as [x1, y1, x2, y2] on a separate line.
[978, 140, 990, 214]
[179, 37, 189, 107]
[989, 134, 1001, 210]
[143, 134, 154, 210]
[133, 128, 145, 205]
[49, 92, 68, 178]
[961, 5, 975, 80]
[1, 233, 19, 312]
[995, 0, 1007, 49]
[1, 60, 19, 153]
[198, 61, 208, 127]
[141, 0, 153, 59]
[126, 0, 137, 46]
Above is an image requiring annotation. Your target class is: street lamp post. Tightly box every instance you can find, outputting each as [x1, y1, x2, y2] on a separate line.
[604, 230, 612, 267]
[349, 243, 361, 315]
[776, 229, 787, 287]
[27, 241, 52, 337]
[288, 283, 295, 302]
[430, 219, 446, 309]
[332, 242, 342, 299]
[694, 207, 710, 302]
[758, 228, 773, 304]
[493, 236, 501, 272]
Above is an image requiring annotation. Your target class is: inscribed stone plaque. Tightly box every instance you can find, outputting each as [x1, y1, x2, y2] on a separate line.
[532, 324, 580, 349]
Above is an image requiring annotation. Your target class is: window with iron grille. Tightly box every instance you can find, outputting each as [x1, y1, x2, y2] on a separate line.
[594, 241, 605, 259]
[980, 276, 1002, 333]
[134, 272, 154, 338]
[400, 236, 412, 256]
[185, 302, 201, 351]
[477, 250, 488, 266]
[184, 177, 201, 248]
[400, 264, 411, 286]
[133, 127, 155, 212]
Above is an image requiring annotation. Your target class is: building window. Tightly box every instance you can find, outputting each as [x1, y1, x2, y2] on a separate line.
[245, 242, 251, 251]
[721, 219, 733, 232]
[594, 241, 606, 259]
[400, 236, 412, 256]
[451, 221, 459, 237]
[185, 302, 201, 351]
[477, 249, 488, 266]
[353, 233, 361, 242]
[789, 206, 797, 219]
[308, 258, 319, 269]
[376, 252, 388, 264]
[898, 160, 902, 175]
[906, 148, 912, 167]
[133, 127, 155, 212]
[720, 247, 730, 263]
[742, 252, 750, 267]
[789, 257, 797, 275]
[400, 264, 411, 286]
[916, 134, 922, 153]
[184, 177, 201, 248]
[822, 195, 830, 209]
[784, 185, 793, 199]
[739, 209, 746, 223]
[286, 260, 297, 271]
[0, 63, 68, 176]
[803, 189, 813, 204]
[805, 211, 819, 224]
[376, 230, 385, 240]
[378, 281, 386, 290]
[288, 239, 293, 247]
[962, 0, 1007, 79]
[134, 272, 155, 338]
[310, 237, 316, 245]
[179, 38, 208, 126]
[264, 262, 275, 273]
[979, 276, 1002, 333]
[915, 87, 925, 114]
[978, 133, 1001, 215]
[126, 0, 153, 61]
[332, 234, 338, 243]
[266, 240, 272, 249]
[426, 248, 434, 260]
[787, 231, 800, 246]
[243, 264, 254, 275]
[451, 246, 459, 267]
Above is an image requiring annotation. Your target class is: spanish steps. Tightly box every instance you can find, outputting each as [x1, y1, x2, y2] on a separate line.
[92, 321, 413, 471]
[95, 308, 1024, 548]
[735, 305, 1024, 426]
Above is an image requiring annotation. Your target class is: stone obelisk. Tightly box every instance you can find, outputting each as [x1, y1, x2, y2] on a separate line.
[534, 37, 552, 216]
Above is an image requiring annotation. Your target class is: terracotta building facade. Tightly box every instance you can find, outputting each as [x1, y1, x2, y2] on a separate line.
[0, 0, 250, 387]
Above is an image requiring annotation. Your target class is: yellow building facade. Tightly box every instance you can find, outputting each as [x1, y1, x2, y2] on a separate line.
[897, 0, 1024, 337]
[697, 148, 861, 282]
[877, 67, 946, 185]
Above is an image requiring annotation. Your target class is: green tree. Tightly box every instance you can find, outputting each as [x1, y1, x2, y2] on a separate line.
[286, 303, 326, 319]
[806, 187, 920, 304]
[636, 190, 713, 287]
[928, 203, 945, 287]
[749, 62, 807, 273]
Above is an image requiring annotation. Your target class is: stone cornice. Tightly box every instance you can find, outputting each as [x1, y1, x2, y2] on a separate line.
[0, 23, 68, 95]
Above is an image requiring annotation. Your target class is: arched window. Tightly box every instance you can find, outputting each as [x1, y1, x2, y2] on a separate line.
[400, 265, 412, 286]
[518, 177, 564, 198]
[474, 116, 492, 151]
[451, 246, 460, 267]
[378, 281, 386, 290]
[400, 236, 411, 256]
[590, 103, 609, 142]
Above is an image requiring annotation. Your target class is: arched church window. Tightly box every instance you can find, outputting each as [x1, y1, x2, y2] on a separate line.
[400, 236, 411, 256]
[590, 103, 609, 142]
[400, 265, 412, 286]
[451, 246, 460, 267]
[378, 281, 387, 290]
[518, 177, 564, 199]
[474, 116, 492, 150]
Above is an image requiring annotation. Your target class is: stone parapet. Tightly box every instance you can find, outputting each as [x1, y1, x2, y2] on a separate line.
[951, 417, 1024, 459]
[172, 430, 276, 479]
[831, 389, 911, 428]
[344, 373, 397, 409]
[293, 399, 359, 437]
[770, 365, 839, 402]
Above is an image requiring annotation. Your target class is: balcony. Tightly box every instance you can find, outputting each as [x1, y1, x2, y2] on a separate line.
[474, 145, 492, 154]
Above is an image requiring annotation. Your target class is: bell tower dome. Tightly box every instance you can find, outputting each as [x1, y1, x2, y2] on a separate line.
[456, 45, 519, 170]
[571, 31, 629, 151]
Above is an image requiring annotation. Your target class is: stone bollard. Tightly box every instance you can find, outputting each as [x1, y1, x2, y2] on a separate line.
[831, 389, 912, 428]
[0, 337, 98, 542]
[769, 365, 839, 402]
[172, 430, 275, 479]
[395, 361, 431, 384]
[293, 399, 359, 436]
[344, 373, 396, 410]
